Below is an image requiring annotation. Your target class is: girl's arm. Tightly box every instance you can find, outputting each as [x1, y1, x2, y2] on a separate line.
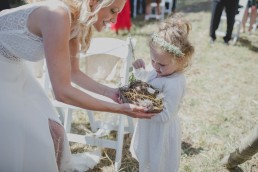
[133, 59, 151, 81]
[151, 75, 185, 122]
[38, 6, 152, 118]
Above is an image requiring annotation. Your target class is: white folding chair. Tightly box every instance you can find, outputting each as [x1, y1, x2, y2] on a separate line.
[216, 0, 248, 44]
[146, 0, 173, 20]
[164, 0, 174, 14]
[42, 37, 136, 171]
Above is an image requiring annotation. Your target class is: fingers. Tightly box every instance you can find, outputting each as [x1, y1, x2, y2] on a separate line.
[131, 112, 156, 119]
[133, 59, 145, 69]
[117, 97, 123, 104]
[120, 103, 155, 119]
[133, 105, 146, 112]
[129, 104, 156, 119]
[132, 61, 141, 69]
[140, 59, 146, 69]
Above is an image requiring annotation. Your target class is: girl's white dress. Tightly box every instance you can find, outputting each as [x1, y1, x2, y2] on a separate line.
[0, 1, 99, 172]
[130, 69, 185, 172]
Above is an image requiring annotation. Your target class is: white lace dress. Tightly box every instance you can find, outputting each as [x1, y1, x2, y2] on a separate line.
[0, 1, 99, 172]
[130, 69, 185, 172]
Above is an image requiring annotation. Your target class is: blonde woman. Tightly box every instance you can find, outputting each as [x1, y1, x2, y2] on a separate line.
[0, 0, 154, 171]
[130, 15, 194, 172]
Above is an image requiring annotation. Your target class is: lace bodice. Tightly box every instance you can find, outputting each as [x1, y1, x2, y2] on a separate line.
[0, 1, 70, 63]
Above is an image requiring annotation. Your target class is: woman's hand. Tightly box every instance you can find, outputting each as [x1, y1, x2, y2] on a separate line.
[104, 87, 120, 103]
[120, 103, 156, 119]
[133, 59, 145, 69]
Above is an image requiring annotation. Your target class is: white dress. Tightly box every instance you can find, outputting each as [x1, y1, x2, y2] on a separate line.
[0, 1, 99, 172]
[130, 69, 185, 172]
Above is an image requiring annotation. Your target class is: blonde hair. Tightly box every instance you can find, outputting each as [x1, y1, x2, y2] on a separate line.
[25, 0, 115, 53]
[149, 14, 194, 72]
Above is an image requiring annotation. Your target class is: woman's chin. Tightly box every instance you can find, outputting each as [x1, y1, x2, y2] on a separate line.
[93, 24, 104, 32]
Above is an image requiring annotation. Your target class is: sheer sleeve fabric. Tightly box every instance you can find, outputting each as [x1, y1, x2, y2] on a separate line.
[151, 73, 185, 123]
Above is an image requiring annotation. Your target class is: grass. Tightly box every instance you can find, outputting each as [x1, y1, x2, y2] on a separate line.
[71, 0, 258, 171]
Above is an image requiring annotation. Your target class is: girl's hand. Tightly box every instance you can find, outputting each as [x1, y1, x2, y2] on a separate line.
[120, 103, 156, 119]
[133, 59, 145, 69]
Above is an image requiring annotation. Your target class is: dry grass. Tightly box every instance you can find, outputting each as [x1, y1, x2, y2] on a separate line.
[70, 0, 258, 171]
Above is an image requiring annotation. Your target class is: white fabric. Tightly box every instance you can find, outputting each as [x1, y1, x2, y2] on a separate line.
[130, 68, 185, 172]
[0, 1, 99, 172]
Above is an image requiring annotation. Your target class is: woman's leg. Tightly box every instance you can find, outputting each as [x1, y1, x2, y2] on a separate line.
[156, 3, 160, 15]
[145, 0, 151, 20]
[145, 1, 151, 15]
[49, 119, 65, 170]
[155, 0, 161, 19]
[242, 7, 249, 33]
[248, 5, 257, 31]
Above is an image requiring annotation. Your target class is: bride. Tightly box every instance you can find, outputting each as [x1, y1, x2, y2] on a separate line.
[0, 0, 153, 171]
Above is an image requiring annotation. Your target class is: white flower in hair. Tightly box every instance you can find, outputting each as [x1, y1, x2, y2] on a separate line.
[151, 33, 184, 57]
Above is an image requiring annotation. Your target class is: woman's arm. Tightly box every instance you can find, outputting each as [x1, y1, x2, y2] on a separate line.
[69, 38, 119, 102]
[37, 6, 151, 118]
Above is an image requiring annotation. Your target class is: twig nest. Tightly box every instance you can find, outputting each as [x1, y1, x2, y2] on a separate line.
[119, 80, 164, 113]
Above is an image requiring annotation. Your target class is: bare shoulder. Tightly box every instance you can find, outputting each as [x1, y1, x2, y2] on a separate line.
[37, 3, 70, 27]
[28, 2, 71, 38]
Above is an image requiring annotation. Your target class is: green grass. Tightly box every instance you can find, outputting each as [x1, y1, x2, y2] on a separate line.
[72, 0, 258, 171]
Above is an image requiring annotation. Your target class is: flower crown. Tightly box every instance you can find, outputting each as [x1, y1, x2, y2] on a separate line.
[151, 33, 184, 57]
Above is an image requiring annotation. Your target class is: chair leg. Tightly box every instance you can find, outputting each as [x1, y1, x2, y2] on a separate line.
[86, 110, 98, 132]
[114, 115, 125, 171]
[64, 108, 72, 132]
[127, 116, 135, 135]
[56, 107, 65, 124]
[233, 21, 241, 45]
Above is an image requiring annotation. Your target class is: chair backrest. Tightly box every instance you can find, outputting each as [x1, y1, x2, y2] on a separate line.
[81, 37, 134, 86]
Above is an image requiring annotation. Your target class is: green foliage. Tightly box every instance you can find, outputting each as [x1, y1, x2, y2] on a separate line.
[128, 73, 136, 84]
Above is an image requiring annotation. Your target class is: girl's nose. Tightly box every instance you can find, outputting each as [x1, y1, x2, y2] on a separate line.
[153, 62, 160, 69]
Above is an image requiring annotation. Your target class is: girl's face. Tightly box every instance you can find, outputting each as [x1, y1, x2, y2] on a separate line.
[92, 0, 126, 31]
[150, 46, 178, 77]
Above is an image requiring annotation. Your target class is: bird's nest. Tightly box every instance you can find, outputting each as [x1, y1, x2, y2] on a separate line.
[119, 80, 164, 113]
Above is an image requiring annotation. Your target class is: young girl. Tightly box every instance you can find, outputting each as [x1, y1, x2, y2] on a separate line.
[130, 16, 194, 172]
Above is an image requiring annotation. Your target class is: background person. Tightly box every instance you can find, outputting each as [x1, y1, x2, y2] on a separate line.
[172, 0, 177, 13]
[242, 0, 258, 33]
[209, 0, 239, 44]
[145, 0, 161, 20]
[0, 0, 10, 11]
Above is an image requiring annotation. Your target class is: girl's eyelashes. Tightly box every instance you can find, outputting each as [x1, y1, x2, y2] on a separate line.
[152, 59, 166, 67]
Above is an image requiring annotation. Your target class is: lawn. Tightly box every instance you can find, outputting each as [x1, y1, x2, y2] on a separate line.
[71, 0, 258, 171]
